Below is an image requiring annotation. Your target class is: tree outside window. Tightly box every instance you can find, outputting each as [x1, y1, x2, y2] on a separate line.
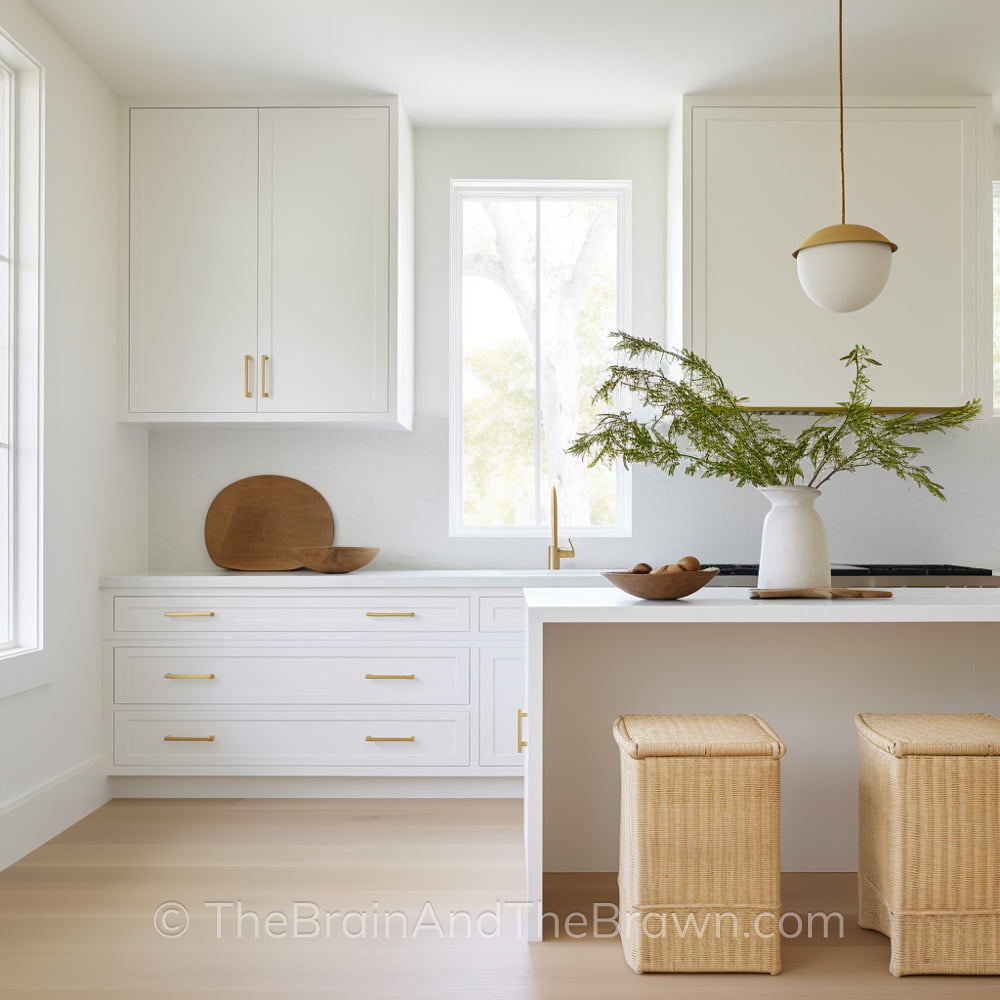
[451, 182, 630, 534]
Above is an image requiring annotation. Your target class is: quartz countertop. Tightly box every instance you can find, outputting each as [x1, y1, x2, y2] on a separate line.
[99, 568, 615, 590]
[523, 585, 1000, 623]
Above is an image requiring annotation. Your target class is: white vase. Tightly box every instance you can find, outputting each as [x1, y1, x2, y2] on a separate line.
[757, 486, 831, 589]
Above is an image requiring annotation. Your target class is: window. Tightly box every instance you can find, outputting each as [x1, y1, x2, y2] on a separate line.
[450, 181, 630, 535]
[0, 31, 41, 669]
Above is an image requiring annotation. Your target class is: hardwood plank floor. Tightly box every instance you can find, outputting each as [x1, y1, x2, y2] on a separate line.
[0, 798, 995, 998]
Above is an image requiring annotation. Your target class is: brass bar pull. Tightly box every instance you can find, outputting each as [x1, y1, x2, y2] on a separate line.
[364, 673, 416, 680]
[163, 735, 216, 742]
[365, 611, 416, 618]
[517, 709, 528, 753]
[163, 611, 216, 618]
[261, 354, 270, 398]
[243, 355, 253, 398]
[163, 673, 216, 680]
[365, 735, 415, 742]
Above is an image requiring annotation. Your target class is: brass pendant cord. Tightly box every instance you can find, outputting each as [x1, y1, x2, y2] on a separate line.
[838, 0, 846, 225]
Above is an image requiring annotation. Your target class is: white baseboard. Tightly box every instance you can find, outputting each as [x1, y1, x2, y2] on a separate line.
[109, 775, 524, 799]
[0, 756, 110, 870]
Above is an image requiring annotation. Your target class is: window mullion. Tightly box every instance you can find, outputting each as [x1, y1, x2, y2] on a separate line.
[533, 195, 542, 526]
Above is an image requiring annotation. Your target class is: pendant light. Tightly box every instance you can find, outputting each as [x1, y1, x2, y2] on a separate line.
[792, 0, 897, 313]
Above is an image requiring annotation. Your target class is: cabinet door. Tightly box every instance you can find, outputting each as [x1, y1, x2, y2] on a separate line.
[479, 646, 525, 767]
[258, 107, 390, 415]
[685, 101, 990, 408]
[129, 108, 259, 414]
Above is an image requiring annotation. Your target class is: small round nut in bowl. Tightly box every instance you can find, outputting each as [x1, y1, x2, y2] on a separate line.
[602, 566, 719, 600]
[290, 546, 380, 574]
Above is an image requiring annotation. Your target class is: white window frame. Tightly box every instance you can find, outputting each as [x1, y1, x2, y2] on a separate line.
[0, 28, 43, 695]
[993, 179, 1000, 415]
[448, 179, 632, 538]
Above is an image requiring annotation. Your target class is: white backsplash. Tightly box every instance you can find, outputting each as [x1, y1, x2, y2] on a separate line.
[147, 413, 1000, 573]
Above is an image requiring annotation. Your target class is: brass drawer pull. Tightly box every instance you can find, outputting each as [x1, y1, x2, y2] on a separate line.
[261, 354, 271, 398]
[163, 734, 216, 742]
[365, 611, 416, 618]
[163, 673, 216, 680]
[364, 673, 415, 680]
[243, 354, 253, 398]
[364, 735, 415, 743]
[517, 709, 528, 753]
[163, 611, 216, 618]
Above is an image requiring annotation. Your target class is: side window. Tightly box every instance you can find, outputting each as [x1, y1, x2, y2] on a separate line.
[0, 59, 10, 644]
[450, 181, 630, 535]
[0, 33, 42, 666]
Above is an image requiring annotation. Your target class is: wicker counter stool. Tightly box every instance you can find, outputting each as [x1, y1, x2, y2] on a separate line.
[612, 714, 785, 974]
[856, 712, 1000, 977]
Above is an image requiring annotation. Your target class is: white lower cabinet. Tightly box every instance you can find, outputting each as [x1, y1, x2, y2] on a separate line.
[479, 647, 527, 767]
[103, 585, 526, 780]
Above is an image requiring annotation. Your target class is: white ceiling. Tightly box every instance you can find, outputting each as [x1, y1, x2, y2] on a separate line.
[23, 0, 1000, 125]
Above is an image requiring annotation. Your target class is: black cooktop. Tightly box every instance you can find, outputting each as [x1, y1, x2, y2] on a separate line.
[711, 564, 993, 576]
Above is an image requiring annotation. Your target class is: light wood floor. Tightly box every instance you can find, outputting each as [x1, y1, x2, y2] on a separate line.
[0, 798, 995, 998]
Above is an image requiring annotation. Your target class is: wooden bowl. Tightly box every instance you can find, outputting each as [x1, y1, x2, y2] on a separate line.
[602, 567, 719, 600]
[290, 546, 380, 574]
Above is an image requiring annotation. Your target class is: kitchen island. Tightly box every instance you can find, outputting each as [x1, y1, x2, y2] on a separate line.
[522, 586, 1000, 941]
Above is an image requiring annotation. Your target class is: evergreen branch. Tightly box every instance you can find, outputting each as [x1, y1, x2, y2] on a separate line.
[570, 331, 981, 500]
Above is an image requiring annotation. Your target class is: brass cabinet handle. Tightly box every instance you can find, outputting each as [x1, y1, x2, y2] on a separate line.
[364, 673, 416, 680]
[517, 709, 528, 753]
[163, 673, 216, 680]
[261, 354, 271, 398]
[163, 734, 216, 742]
[163, 611, 216, 618]
[365, 735, 415, 742]
[243, 355, 253, 398]
[365, 611, 416, 618]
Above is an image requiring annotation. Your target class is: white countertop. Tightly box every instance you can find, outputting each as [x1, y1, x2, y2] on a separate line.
[99, 569, 614, 590]
[523, 585, 1000, 622]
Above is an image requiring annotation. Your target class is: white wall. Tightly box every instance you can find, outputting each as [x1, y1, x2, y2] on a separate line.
[0, 0, 147, 868]
[147, 123, 1000, 574]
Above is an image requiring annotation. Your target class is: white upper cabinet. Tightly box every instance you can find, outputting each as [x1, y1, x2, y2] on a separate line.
[129, 108, 259, 415]
[673, 98, 992, 409]
[127, 102, 413, 427]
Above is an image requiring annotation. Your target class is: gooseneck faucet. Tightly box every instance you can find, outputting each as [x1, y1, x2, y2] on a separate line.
[547, 485, 575, 570]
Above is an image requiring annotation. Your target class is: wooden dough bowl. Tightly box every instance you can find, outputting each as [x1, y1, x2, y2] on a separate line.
[602, 567, 719, 600]
[290, 546, 380, 574]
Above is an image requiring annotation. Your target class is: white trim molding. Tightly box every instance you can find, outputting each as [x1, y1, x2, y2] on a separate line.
[0, 755, 108, 871]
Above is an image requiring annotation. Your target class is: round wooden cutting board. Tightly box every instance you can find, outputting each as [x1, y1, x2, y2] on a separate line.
[204, 475, 334, 570]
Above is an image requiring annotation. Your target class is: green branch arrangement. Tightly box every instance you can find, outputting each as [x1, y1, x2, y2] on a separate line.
[568, 332, 982, 500]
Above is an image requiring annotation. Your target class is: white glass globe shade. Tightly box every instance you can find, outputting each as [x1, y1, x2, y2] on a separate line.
[795, 239, 893, 313]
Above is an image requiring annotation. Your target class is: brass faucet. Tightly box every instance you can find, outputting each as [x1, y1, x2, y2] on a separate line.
[547, 486, 575, 570]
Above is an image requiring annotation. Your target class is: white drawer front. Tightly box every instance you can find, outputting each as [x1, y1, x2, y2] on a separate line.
[114, 711, 470, 766]
[113, 596, 471, 633]
[478, 596, 525, 633]
[113, 647, 471, 705]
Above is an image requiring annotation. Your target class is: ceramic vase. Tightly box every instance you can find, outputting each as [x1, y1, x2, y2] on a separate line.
[757, 485, 831, 589]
